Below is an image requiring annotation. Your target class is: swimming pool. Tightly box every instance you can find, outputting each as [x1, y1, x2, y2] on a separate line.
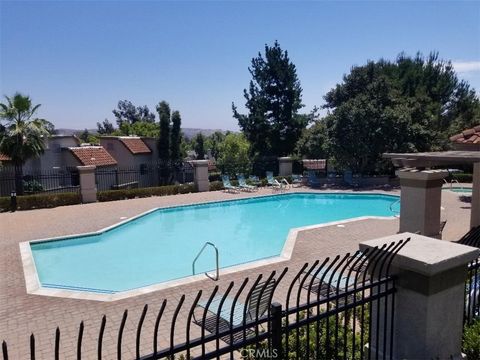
[443, 187, 472, 193]
[28, 193, 399, 294]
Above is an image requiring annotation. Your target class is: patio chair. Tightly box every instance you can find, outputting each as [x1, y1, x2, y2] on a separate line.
[307, 170, 321, 188]
[249, 175, 261, 187]
[454, 225, 480, 248]
[292, 174, 304, 187]
[439, 220, 447, 237]
[222, 175, 240, 193]
[301, 266, 358, 304]
[343, 170, 359, 188]
[237, 174, 257, 192]
[266, 171, 283, 191]
[193, 280, 275, 344]
[301, 255, 370, 304]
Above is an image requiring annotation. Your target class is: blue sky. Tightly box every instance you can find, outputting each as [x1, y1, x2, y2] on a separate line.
[1, 1, 479, 131]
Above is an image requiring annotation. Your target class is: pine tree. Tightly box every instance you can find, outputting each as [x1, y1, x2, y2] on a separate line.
[232, 41, 309, 157]
[170, 110, 182, 162]
[156, 101, 171, 163]
[194, 133, 205, 160]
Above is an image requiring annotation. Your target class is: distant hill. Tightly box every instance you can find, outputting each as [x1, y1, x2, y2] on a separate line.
[54, 128, 226, 138]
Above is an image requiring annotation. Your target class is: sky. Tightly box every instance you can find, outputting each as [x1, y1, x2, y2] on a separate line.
[1, 1, 479, 131]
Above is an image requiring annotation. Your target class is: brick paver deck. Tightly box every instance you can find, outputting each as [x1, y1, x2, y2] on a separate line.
[0, 187, 471, 359]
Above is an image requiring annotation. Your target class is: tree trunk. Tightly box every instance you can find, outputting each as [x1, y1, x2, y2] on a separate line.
[14, 163, 24, 196]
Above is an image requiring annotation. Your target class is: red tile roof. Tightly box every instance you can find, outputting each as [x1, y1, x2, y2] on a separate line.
[69, 147, 117, 167]
[119, 137, 151, 154]
[450, 125, 480, 144]
[0, 153, 11, 161]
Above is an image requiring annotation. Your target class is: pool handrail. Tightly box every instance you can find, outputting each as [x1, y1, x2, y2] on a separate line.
[192, 242, 220, 281]
[389, 198, 400, 217]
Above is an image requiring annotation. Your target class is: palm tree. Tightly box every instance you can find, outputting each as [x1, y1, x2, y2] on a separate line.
[0, 93, 52, 195]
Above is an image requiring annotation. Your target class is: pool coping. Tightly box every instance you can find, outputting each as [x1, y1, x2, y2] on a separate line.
[20, 191, 399, 302]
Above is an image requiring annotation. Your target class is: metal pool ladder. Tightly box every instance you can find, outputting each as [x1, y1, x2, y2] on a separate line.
[192, 242, 219, 281]
[389, 198, 400, 217]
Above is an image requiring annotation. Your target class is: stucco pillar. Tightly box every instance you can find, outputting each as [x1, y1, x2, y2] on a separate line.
[191, 160, 209, 192]
[396, 168, 448, 237]
[360, 233, 479, 360]
[77, 165, 97, 203]
[470, 162, 480, 228]
[278, 157, 293, 177]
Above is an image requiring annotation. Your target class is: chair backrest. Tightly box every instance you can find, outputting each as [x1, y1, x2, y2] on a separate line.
[222, 175, 231, 186]
[237, 174, 246, 185]
[344, 170, 353, 184]
[246, 280, 275, 320]
[266, 171, 275, 184]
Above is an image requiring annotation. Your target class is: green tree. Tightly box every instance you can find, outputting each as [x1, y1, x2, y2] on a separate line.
[113, 121, 159, 137]
[0, 93, 51, 194]
[157, 101, 171, 163]
[170, 110, 182, 162]
[296, 121, 328, 159]
[205, 131, 225, 160]
[113, 100, 155, 127]
[217, 133, 251, 175]
[232, 41, 311, 157]
[323, 52, 480, 174]
[79, 129, 90, 143]
[97, 119, 115, 135]
[194, 133, 205, 160]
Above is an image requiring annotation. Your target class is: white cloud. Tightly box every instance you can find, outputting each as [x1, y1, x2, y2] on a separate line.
[452, 61, 480, 74]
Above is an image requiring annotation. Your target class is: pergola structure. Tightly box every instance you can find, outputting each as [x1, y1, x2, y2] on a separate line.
[383, 151, 479, 237]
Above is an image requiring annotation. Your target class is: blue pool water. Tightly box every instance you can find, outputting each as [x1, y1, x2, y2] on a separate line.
[31, 193, 399, 293]
[449, 187, 472, 193]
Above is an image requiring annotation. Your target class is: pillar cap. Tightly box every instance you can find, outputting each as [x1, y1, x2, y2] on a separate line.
[360, 232, 479, 276]
[190, 160, 209, 167]
[395, 168, 448, 181]
[77, 165, 96, 172]
[278, 157, 293, 162]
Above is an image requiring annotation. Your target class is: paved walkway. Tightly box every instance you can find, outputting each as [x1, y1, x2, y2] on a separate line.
[0, 187, 471, 359]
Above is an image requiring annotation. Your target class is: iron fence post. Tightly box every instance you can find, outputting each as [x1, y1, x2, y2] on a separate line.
[271, 302, 282, 360]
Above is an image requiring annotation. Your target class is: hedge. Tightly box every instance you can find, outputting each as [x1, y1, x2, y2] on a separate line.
[0, 192, 81, 212]
[97, 183, 196, 202]
[209, 181, 224, 191]
[453, 173, 473, 183]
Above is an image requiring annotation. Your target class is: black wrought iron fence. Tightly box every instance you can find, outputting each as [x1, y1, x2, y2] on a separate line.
[0, 168, 80, 197]
[457, 225, 480, 325]
[465, 258, 480, 325]
[1, 240, 408, 360]
[95, 162, 194, 191]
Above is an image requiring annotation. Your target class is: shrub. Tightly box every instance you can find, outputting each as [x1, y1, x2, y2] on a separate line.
[209, 181, 224, 191]
[23, 179, 44, 193]
[463, 319, 480, 360]
[454, 173, 473, 183]
[208, 172, 222, 182]
[97, 183, 196, 202]
[0, 192, 81, 212]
